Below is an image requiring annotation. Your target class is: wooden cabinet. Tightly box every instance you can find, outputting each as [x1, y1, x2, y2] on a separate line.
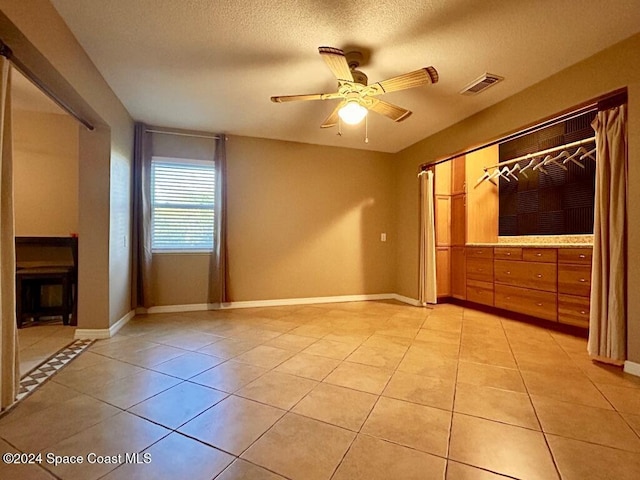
[557, 248, 593, 328]
[451, 247, 466, 300]
[495, 284, 557, 321]
[523, 248, 557, 263]
[451, 194, 465, 246]
[436, 247, 451, 297]
[466, 247, 494, 304]
[494, 247, 522, 260]
[558, 264, 591, 297]
[452, 155, 465, 195]
[493, 247, 558, 322]
[558, 294, 590, 328]
[467, 279, 494, 306]
[494, 260, 557, 292]
[435, 195, 451, 246]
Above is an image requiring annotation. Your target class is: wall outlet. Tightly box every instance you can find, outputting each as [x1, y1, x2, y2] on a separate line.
[381, 233, 387, 242]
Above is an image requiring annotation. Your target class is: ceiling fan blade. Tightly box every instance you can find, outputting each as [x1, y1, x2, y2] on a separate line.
[368, 98, 412, 122]
[321, 101, 345, 128]
[318, 46, 354, 82]
[271, 92, 342, 103]
[367, 67, 439, 95]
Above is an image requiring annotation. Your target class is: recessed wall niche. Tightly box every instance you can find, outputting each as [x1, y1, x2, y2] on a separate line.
[498, 110, 596, 236]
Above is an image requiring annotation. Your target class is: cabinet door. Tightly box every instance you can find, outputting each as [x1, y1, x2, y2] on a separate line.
[436, 247, 451, 297]
[451, 246, 466, 300]
[452, 155, 466, 194]
[451, 194, 465, 246]
[435, 195, 451, 246]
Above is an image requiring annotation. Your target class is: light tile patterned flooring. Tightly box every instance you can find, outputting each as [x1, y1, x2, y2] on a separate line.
[2, 301, 640, 479]
[18, 321, 77, 376]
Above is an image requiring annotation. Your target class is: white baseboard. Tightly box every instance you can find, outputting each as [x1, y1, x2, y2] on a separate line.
[220, 293, 396, 309]
[624, 361, 640, 377]
[138, 303, 212, 315]
[136, 293, 425, 316]
[390, 294, 422, 307]
[74, 310, 135, 340]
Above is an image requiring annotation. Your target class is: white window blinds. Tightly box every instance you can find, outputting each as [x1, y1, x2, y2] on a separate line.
[151, 156, 215, 252]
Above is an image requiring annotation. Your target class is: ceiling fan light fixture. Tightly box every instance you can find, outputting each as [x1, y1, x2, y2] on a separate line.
[338, 101, 368, 125]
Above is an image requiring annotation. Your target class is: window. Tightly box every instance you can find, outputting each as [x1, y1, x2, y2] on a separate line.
[151, 156, 215, 252]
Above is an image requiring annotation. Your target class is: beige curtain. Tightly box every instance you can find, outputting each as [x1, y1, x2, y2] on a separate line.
[208, 136, 229, 304]
[0, 57, 19, 409]
[419, 169, 437, 305]
[588, 104, 627, 363]
[131, 123, 154, 308]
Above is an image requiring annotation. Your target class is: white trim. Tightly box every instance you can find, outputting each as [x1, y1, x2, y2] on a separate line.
[74, 310, 135, 340]
[624, 361, 640, 377]
[220, 293, 394, 309]
[138, 303, 213, 315]
[390, 294, 422, 307]
[136, 293, 426, 315]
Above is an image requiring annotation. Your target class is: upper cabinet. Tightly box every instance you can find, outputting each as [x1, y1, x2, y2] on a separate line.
[452, 155, 465, 195]
[465, 145, 499, 244]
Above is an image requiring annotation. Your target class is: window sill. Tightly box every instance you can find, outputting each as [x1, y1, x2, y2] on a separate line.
[152, 250, 213, 255]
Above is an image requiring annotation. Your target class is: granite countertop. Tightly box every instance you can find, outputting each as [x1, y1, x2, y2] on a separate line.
[466, 243, 593, 248]
[467, 235, 593, 248]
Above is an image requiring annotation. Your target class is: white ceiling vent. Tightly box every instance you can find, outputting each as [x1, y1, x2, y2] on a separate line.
[460, 73, 504, 95]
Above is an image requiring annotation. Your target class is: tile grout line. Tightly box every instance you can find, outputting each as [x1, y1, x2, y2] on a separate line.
[500, 317, 563, 480]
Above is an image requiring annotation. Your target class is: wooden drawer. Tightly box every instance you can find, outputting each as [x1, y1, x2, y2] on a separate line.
[558, 294, 590, 328]
[558, 264, 591, 297]
[495, 284, 557, 321]
[466, 258, 494, 282]
[494, 247, 522, 260]
[466, 247, 494, 259]
[523, 248, 557, 263]
[558, 248, 593, 265]
[494, 260, 557, 292]
[466, 279, 494, 307]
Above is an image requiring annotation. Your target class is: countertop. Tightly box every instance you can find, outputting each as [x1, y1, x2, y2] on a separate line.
[466, 243, 593, 248]
[466, 234, 593, 248]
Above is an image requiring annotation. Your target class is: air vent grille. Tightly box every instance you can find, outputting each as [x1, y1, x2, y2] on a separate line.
[460, 73, 504, 95]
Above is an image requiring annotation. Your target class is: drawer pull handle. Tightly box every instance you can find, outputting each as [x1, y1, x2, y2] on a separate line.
[536, 274, 543, 278]
[580, 310, 586, 315]
[580, 278, 586, 282]
[478, 268, 483, 272]
[506, 296, 511, 300]
[536, 253, 542, 257]
[579, 254, 586, 259]
[506, 271, 511, 275]
[506, 252, 511, 256]
[536, 303, 543, 306]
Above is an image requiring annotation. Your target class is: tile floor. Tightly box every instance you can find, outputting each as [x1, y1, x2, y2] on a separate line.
[2, 301, 640, 479]
[18, 320, 77, 376]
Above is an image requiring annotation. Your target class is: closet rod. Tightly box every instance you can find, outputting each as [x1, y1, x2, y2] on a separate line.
[485, 136, 596, 170]
[0, 40, 95, 131]
[145, 128, 220, 140]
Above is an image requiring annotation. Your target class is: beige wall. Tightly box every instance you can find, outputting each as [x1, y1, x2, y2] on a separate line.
[13, 110, 79, 236]
[1, 1, 134, 329]
[395, 33, 640, 362]
[152, 135, 397, 305]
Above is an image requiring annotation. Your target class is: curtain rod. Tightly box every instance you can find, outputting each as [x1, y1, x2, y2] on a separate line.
[0, 40, 95, 131]
[145, 128, 220, 140]
[418, 88, 627, 172]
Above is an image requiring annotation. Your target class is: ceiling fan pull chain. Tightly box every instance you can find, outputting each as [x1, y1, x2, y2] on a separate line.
[338, 116, 342, 136]
[364, 114, 369, 144]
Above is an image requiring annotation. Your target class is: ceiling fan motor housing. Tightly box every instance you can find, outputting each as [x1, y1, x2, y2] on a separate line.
[351, 70, 368, 86]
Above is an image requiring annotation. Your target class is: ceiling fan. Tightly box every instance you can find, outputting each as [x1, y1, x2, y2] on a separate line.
[270, 46, 439, 128]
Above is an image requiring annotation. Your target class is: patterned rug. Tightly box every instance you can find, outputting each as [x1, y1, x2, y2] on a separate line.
[16, 339, 95, 403]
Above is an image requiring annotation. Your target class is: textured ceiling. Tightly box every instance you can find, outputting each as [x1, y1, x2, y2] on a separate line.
[50, 0, 640, 153]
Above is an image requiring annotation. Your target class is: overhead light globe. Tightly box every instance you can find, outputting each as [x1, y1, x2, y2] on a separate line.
[338, 101, 368, 125]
